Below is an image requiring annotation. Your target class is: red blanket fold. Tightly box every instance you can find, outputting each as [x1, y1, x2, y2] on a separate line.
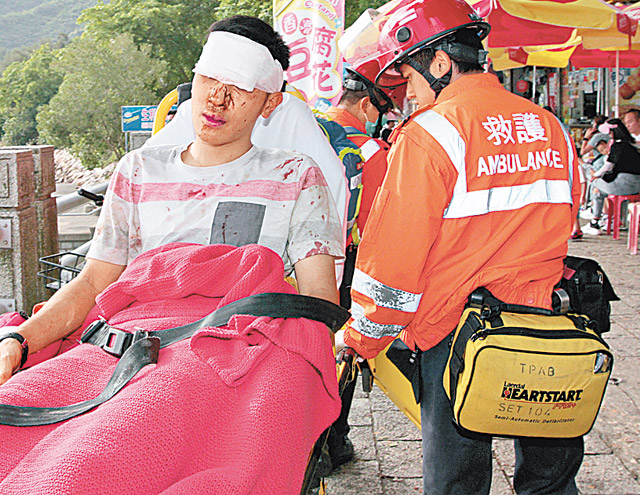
[0, 243, 340, 495]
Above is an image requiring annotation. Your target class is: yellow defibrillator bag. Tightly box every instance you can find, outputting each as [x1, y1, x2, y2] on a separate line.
[443, 290, 613, 438]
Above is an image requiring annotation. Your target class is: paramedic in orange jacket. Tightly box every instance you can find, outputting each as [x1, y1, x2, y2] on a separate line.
[324, 62, 395, 469]
[342, 1, 583, 494]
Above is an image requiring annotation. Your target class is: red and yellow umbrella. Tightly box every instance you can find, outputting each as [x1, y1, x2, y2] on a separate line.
[467, 0, 637, 49]
[489, 42, 640, 71]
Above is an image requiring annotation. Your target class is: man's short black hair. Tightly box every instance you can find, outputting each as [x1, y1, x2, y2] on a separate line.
[339, 89, 369, 106]
[208, 15, 290, 71]
[409, 27, 485, 75]
[625, 108, 640, 121]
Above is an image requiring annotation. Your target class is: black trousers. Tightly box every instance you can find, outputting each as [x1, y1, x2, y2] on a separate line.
[328, 244, 359, 449]
[420, 332, 584, 495]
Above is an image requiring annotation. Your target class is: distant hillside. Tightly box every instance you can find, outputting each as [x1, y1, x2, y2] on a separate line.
[0, 0, 103, 61]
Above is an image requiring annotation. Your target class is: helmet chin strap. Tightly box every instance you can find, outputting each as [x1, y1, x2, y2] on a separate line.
[345, 75, 393, 138]
[372, 113, 384, 139]
[366, 88, 393, 138]
[404, 57, 452, 99]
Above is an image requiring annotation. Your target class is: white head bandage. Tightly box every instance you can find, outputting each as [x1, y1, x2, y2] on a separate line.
[193, 31, 284, 93]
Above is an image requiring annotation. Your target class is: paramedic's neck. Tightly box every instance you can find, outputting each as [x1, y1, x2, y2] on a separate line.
[182, 135, 253, 167]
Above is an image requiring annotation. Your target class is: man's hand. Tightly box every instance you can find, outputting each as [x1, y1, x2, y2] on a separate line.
[336, 345, 365, 364]
[0, 329, 23, 386]
[0, 258, 125, 388]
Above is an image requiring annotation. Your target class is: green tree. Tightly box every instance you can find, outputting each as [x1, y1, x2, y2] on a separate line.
[216, 0, 271, 23]
[0, 43, 64, 145]
[80, 0, 220, 92]
[78, 0, 385, 94]
[344, 0, 387, 28]
[37, 34, 167, 168]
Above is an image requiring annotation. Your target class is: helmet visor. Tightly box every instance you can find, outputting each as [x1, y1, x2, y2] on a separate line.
[338, 9, 383, 65]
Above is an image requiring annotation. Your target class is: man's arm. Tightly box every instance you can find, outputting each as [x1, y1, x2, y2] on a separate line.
[344, 130, 457, 359]
[0, 258, 125, 385]
[294, 254, 339, 305]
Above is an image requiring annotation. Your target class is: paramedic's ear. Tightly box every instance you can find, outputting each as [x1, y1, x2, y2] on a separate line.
[261, 92, 283, 119]
[432, 50, 452, 78]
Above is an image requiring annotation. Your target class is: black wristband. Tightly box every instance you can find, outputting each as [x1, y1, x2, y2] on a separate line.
[0, 333, 28, 369]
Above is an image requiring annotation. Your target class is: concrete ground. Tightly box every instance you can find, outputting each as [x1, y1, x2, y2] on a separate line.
[325, 230, 640, 495]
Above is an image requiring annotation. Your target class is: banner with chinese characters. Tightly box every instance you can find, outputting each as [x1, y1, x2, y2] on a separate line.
[274, 0, 345, 108]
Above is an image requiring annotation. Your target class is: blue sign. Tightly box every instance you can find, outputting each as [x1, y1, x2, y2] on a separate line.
[121, 105, 178, 132]
[121, 106, 157, 132]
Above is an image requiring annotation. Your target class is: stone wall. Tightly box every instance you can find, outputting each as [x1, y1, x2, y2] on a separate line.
[0, 146, 58, 313]
[54, 149, 116, 187]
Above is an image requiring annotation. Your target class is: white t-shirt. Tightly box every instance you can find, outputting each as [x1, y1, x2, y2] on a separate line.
[88, 144, 344, 275]
[146, 93, 348, 230]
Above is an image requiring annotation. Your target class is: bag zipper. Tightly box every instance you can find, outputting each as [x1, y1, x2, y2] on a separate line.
[470, 326, 609, 348]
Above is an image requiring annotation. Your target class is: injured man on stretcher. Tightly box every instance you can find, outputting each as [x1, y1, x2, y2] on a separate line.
[0, 15, 346, 495]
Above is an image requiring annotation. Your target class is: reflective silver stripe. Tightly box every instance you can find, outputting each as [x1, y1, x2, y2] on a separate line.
[360, 139, 381, 161]
[350, 172, 362, 190]
[414, 110, 573, 219]
[414, 111, 469, 219]
[352, 268, 422, 313]
[350, 302, 405, 339]
[441, 179, 573, 218]
[414, 110, 467, 174]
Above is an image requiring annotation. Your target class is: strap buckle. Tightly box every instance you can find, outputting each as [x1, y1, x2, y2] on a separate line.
[80, 317, 134, 358]
[80, 317, 108, 343]
[102, 328, 133, 358]
[552, 288, 571, 314]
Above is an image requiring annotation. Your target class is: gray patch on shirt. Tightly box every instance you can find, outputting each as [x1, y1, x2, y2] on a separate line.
[210, 201, 266, 247]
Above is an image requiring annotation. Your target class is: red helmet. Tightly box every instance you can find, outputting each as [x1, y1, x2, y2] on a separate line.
[374, 0, 490, 88]
[338, 3, 412, 109]
[345, 58, 406, 112]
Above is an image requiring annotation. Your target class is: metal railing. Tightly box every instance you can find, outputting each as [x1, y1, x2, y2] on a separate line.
[42, 183, 108, 291]
[56, 182, 108, 215]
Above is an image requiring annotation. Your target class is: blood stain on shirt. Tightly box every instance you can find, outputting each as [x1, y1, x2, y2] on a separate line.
[277, 158, 295, 170]
[305, 241, 329, 257]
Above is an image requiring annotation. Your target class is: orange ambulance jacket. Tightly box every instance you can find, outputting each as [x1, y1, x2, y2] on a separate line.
[343, 73, 581, 359]
[325, 107, 390, 240]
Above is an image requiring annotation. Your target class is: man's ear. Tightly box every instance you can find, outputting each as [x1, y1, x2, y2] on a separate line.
[431, 50, 452, 78]
[359, 96, 371, 115]
[262, 92, 283, 119]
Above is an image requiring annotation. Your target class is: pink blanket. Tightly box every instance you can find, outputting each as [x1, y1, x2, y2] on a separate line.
[0, 243, 340, 495]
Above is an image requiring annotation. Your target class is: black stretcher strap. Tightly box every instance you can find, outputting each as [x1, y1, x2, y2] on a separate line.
[80, 293, 350, 357]
[0, 293, 350, 427]
[0, 336, 159, 427]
